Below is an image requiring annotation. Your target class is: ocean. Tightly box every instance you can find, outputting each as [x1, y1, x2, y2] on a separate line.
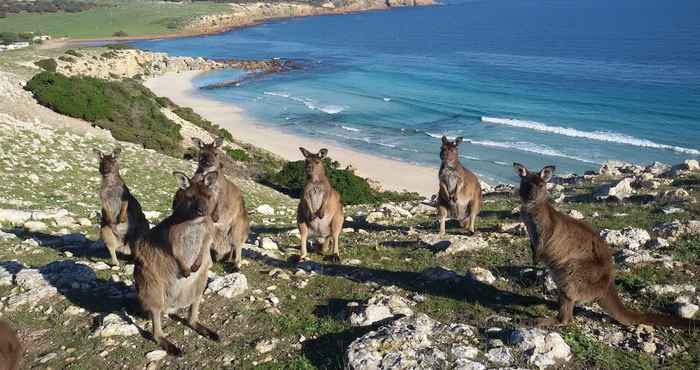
[135, 0, 700, 185]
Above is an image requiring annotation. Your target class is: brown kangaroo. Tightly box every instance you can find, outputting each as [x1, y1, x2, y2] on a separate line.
[133, 171, 221, 356]
[296, 147, 344, 263]
[514, 162, 699, 330]
[94, 148, 150, 266]
[0, 320, 21, 370]
[191, 137, 249, 271]
[437, 136, 482, 236]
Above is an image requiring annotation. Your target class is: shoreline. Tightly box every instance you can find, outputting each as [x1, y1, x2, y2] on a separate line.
[46, 3, 436, 49]
[144, 70, 438, 196]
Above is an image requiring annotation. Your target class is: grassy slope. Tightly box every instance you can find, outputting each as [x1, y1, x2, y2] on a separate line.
[1, 114, 699, 368]
[0, 1, 230, 39]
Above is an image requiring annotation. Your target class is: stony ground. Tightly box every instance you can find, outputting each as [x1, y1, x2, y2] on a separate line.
[1, 48, 700, 370]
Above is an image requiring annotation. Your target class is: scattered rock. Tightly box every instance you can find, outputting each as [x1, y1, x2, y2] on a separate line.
[420, 234, 488, 256]
[653, 220, 700, 238]
[567, 209, 584, 220]
[255, 204, 275, 215]
[0, 208, 32, 224]
[486, 347, 512, 366]
[600, 227, 651, 249]
[258, 237, 278, 250]
[349, 290, 415, 326]
[467, 267, 496, 285]
[365, 211, 385, 224]
[657, 188, 693, 203]
[645, 284, 696, 296]
[93, 313, 139, 337]
[595, 178, 634, 201]
[255, 338, 278, 354]
[676, 303, 699, 319]
[207, 273, 248, 299]
[23, 220, 48, 232]
[420, 266, 460, 282]
[38, 352, 58, 364]
[346, 314, 478, 370]
[510, 328, 572, 369]
[146, 350, 167, 362]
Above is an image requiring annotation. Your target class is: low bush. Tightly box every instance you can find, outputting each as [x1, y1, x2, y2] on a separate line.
[225, 148, 250, 162]
[34, 59, 57, 72]
[25, 72, 183, 156]
[171, 106, 233, 141]
[105, 43, 133, 50]
[267, 158, 420, 205]
[58, 55, 75, 63]
[64, 49, 83, 57]
[112, 31, 128, 37]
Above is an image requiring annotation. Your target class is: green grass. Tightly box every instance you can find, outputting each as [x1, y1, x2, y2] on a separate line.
[26, 71, 184, 156]
[0, 1, 230, 39]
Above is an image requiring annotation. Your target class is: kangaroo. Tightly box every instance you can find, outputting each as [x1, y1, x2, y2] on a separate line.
[296, 147, 344, 262]
[0, 320, 21, 370]
[437, 136, 482, 236]
[514, 162, 699, 330]
[191, 137, 249, 271]
[94, 148, 150, 266]
[133, 171, 221, 356]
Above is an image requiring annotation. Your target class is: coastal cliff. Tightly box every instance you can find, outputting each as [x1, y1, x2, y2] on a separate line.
[186, 0, 435, 34]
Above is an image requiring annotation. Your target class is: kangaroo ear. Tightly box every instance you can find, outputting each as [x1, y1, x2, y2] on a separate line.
[213, 137, 224, 148]
[540, 166, 555, 182]
[112, 147, 121, 158]
[191, 137, 204, 149]
[513, 162, 528, 178]
[318, 148, 328, 159]
[203, 171, 218, 187]
[93, 148, 104, 160]
[299, 147, 312, 158]
[173, 171, 191, 190]
[441, 136, 449, 144]
[455, 137, 463, 145]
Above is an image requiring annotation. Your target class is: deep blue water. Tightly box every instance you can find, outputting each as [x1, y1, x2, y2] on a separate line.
[135, 0, 700, 184]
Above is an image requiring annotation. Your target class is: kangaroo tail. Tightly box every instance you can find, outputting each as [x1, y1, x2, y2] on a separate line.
[598, 284, 699, 331]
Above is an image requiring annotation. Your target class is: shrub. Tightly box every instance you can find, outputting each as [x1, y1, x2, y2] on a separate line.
[267, 158, 420, 205]
[225, 148, 250, 162]
[171, 106, 233, 141]
[34, 59, 57, 72]
[112, 31, 128, 37]
[65, 49, 83, 57]
[101, 51, 118, 59]
[25, 72, 183, 156]
[58, 55, 75, 63]
[105, 43, 133, 50]
[155, 96, 175, 108]
[0, 32, 18, 45]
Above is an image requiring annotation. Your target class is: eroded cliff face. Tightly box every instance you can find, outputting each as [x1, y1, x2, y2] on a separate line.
[53, 49, 225, 80]
[186, 0, 436, 34]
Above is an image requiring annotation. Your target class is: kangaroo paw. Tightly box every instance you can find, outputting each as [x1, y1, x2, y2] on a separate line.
[291, 254, 308, 264]
[157, 337, 183, 357]
[324, 254, 341, 264]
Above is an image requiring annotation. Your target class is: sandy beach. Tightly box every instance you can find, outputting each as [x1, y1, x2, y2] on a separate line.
[144, 70, 438, 196]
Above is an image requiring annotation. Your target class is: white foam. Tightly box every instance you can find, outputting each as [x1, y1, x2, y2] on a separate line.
[383, 97, 392, 102]
[482, 116, 700, 155]
[466, 139, 598, 164]
[426, 131, 595, 163]
[341, 125, 360, 132]
[264, 91, 345, 114]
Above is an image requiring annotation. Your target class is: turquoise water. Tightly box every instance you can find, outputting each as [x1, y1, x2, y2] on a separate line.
[135, 0, 700, 184]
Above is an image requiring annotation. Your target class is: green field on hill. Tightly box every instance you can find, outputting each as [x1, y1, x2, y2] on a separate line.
[0, 1, 229, 39]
